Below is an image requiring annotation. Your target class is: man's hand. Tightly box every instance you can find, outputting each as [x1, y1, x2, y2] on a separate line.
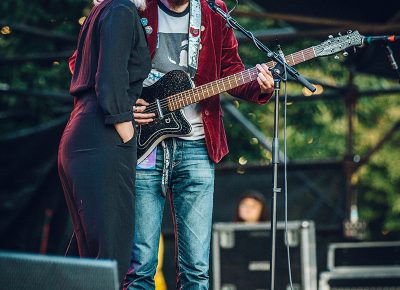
[133, 98, 156, 125]
[256, 63, 274, 94]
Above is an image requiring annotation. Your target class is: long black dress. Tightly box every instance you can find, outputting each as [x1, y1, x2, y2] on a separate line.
[57, 0, 151, 285]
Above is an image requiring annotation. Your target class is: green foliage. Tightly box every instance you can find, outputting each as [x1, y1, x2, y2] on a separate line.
[1, 0, 399, 239]
[222, 0, 400, 239]
[0, 0, 89, 128]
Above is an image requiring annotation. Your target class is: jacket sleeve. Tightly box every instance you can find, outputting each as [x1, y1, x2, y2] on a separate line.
[95, 4, 135, 125]
[218, 2, 271, 104]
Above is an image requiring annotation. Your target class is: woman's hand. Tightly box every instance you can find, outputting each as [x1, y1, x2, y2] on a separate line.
[114, 121, 134, 143]
[133, 98, 156, 125]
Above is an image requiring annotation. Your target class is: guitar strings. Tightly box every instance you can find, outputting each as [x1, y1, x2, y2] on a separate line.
[143, 48, 315, 112]
[140, 48, 315, 115]
[142, 49, 315, 114]
[144, 68, 257, 113]
[142, 67, 259, 113]
[166, 68, 259, 110]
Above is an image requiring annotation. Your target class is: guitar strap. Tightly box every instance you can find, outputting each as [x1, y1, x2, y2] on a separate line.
[161, 140, 170, 197]
[188, 0, 201, 78]
[160, 139, 177, 197]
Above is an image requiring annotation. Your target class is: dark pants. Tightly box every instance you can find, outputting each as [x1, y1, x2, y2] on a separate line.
[58, 94, 136, 286]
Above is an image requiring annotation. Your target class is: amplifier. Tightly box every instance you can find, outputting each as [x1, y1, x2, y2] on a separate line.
[212, 221, 317, 290]
[327, 241, 400, 270]
[319, 268, 400, 290]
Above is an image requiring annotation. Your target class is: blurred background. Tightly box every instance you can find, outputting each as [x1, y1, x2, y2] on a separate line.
[0, 0, 399, 289]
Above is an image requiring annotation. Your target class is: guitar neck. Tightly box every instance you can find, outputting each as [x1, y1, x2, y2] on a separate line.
[167, 46, 316, 112]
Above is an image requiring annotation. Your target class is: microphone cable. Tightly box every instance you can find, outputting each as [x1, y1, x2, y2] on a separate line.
[217, 2, 297, 287]
[279, 46, 295, 290]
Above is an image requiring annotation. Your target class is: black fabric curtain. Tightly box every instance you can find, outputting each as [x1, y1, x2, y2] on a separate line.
[0, 116, 73, 255]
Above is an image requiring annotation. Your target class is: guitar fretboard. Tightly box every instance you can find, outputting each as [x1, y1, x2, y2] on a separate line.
[167, 46, 316, 112]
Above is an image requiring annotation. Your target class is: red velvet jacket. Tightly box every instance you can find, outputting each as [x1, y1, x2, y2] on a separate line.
[70, 0, 272, 163]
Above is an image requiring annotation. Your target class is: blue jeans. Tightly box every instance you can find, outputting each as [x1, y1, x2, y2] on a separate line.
[125, 138, 214, 290]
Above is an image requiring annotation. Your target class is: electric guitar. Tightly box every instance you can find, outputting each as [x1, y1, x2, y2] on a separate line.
[137, 31, 363, 163]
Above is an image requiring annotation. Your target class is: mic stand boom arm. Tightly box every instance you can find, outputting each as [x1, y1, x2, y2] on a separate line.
[207, 0, 316, 92]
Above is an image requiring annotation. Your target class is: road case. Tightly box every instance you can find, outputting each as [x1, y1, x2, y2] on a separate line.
[327, 241, 400, 270]
[319, 267, 400, 290]
[212, 220, 317, 290]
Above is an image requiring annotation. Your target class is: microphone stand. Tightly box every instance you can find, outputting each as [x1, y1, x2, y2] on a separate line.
[206, 2, 316, 290]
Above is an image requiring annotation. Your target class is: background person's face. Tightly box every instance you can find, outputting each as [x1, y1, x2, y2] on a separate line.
[238, 197, 263, 223]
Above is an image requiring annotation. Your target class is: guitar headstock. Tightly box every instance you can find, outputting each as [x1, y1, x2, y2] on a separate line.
[314, 30, 363, 58]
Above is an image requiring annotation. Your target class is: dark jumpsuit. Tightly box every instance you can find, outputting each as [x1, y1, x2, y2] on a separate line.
[57, 0, 151, 284]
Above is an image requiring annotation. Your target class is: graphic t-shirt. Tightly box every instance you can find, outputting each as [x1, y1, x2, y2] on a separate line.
[143, 0, 205, 140]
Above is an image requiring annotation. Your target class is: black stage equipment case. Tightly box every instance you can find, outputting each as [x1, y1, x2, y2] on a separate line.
[319, 241, 400, 290]
[212, 220, 317, 290]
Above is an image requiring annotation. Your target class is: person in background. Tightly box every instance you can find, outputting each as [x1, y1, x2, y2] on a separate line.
[234, 190, 268, 223]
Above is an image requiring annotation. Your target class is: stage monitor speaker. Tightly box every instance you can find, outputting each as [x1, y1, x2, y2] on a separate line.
[0, 251, 119, 290]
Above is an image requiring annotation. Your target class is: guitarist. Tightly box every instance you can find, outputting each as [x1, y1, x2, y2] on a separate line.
[124, 0, 274, 289]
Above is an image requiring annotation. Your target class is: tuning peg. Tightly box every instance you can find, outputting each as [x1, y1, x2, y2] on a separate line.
[343, 51, 349, 57]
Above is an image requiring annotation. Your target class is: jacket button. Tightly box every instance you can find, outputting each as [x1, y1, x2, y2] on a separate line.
[145, 25, 153, 35]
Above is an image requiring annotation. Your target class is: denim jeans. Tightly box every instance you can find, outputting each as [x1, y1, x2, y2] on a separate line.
[124, 138, 214, 290]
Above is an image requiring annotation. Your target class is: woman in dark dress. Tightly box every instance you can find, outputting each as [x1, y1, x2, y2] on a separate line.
[57, 0, 150, 285]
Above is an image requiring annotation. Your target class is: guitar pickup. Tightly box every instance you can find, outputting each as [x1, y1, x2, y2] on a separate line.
[156, 98, 164, 118]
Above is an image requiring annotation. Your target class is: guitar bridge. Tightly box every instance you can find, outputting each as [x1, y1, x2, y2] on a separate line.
[156, 98, 164, 118]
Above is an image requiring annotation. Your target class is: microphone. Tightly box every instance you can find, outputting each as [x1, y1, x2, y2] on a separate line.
[384, 45, 400, 83]
[277, 45, 285, 62]
[363, 35, 399, 45]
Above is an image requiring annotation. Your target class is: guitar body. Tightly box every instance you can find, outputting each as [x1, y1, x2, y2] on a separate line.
[137, 70, 194, 163]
